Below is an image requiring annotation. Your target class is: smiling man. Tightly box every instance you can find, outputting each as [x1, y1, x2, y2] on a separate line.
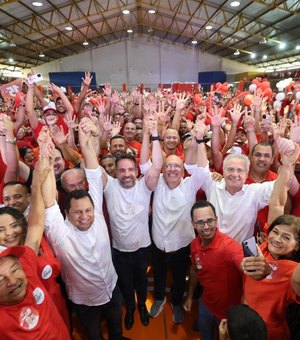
[2, 182, 30, 217]
[0, 246, 70, 339]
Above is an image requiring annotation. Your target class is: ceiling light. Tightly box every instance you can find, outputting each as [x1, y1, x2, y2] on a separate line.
[65, 25, 73, 31]
[250, 53, 256, 59]
[127, 29, 133, 33]
[39, 52, 45, 57]
[32, 1, 43, 6]
[83, 40, 89, 46]
[233, 49, 240, 55]
[148, 28, 153, 33]
[191, 39, 198, 45]
[263, 55, 268, 60]
[205, 25, 213, 30]
[9, 41, 16, 47]
[122, 9, 130, 14]
[230, 1, 240, 7]
[148, 9, 156, 14]
[8, 58, 14, 63]
[259, 37, 267, 44]
[296, 45, 300, 50]
[279, 42, 286, 49]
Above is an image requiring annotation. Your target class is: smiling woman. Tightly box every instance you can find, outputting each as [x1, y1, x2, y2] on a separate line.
[244, 214, 300, 339]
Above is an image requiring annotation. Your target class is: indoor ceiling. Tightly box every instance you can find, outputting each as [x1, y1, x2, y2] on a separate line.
[0, 0, 299, 72]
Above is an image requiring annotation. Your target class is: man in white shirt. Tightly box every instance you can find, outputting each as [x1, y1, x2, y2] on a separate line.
[102, 116, 163, 330]
[195, 135, 297, 243]
[42, 122, 128, 340]
[149, 121, 209, 324]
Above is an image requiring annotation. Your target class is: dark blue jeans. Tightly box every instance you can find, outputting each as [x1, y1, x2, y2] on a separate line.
[152, 244, 190, 305]
[72, 285, 123, 340]
[197, 299, 220, 340]
[112, 246, 150, 311]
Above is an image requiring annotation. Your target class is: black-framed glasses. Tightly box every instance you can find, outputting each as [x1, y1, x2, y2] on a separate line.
[193, 218, 216, 228]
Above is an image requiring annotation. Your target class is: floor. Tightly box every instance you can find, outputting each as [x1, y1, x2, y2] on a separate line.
[72, 267, 200, 340]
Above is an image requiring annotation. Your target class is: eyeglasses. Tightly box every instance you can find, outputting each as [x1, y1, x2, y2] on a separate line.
[164, 163, 182, 170]
[193, 218, 216, 228]
[225, 167, 246, 174]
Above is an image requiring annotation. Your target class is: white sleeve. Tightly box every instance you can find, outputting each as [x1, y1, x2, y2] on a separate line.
[45, 202, 69, 246]
[85, 166, 103, 215]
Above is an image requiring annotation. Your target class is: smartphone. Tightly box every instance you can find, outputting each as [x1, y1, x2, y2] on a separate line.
[27, 73, 43, 85]
[242, 236, 258, 257]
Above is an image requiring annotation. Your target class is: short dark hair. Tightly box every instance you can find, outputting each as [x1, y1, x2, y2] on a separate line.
[251, 142, 274, 157]
[115, 153, 137, 168]
[268, 214, 300, 253]
[100, 154, 116, 162]
[3, 181, 29, 194]
[190, 200, 217, 219]
[0, 207, 27, 245]
[110, 135, 126, 143]
[227, 304, 267, 340]
[64, 190, 94, 213]
[19, 146, 33, 160]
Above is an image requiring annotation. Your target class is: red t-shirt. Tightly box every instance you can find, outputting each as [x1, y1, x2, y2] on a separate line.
[246, 169, 278, 232]
[0, 246, 70, 339]
[32, 119, 68, 140]
[126, 140, 142, 158]
[37, 236, 70, 330]
[190, 229, 243, 319]
[244, 242, 300, 340]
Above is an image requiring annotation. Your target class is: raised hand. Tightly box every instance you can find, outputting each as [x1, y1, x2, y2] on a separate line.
[51, 125, 68, 145]
[103, 83, 112, 97]
[82, 71, 93, 87]
[290, 116, 300, 144]
[207, 106, 226, 128]
[111, 91, 120, 104]
[63, 115, 77, 129]
[176, 92, 189, 112]
[228, 103, 244, 125]
[243, 115, 256, 132]
[103, 115, 112, 134]
[111, 121, 121, 137]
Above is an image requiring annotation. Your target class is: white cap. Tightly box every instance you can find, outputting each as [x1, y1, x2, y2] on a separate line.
[43, 101, 56, 112]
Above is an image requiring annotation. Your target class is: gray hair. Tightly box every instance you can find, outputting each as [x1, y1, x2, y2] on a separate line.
[60, 168, 86, 190]
[223, 154, 250, 174]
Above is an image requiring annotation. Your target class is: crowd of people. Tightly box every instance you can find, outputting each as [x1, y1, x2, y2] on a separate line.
[0, 72, 300, 340]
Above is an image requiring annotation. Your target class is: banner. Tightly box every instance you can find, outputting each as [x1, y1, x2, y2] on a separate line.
[0, 79, 23, 100]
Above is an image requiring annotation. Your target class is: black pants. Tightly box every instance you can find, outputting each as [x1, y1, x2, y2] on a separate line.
[72, 285, 123, 340]
[152, 244, 190, 306]
[112, 246, 150, 311]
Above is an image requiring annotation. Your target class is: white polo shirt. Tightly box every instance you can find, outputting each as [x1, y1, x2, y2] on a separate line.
[45, 167, 117, 306]
[152, 165, 206, 252]
[199, 166, 275, 243]
[104, 176, 152, 252]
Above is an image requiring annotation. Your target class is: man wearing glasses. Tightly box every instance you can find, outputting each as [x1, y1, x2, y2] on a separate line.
[183, 200, 269, 340]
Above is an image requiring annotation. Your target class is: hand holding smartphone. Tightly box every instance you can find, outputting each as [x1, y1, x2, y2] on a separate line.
[242, 236, 258, 257]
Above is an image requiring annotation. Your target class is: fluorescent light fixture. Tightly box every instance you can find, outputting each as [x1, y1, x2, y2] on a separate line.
[296, 45, 300, 50]
[8, 58, 14, 63]
[230, 1, 240, 7]
[148, 9, 156, 14]
[32, 1, 43, 6]
[127, 29, 133, 33]
[65, 26, 73, 31]
[263, 55, 268, 60]
[9, 41, 16, 47]
[279, 42, 286, 49]
[39, 52, 45, 57]
[122, 9, 130, 14]
[191, 39, 198, 45]
[259, 38, 267, 44]
[83, 40, 89, 46]
[205, 25, 213, 30]
[234, 49, 240, 55]
[250, 53, 256, 59]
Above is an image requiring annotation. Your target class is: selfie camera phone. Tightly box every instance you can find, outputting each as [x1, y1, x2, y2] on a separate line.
[242, 236, 258, 257]
[27, 73, 43, 85]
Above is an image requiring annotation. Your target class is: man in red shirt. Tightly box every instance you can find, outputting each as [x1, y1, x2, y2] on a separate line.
[183, 200, 270, 340]
[0, 245, 70, 339]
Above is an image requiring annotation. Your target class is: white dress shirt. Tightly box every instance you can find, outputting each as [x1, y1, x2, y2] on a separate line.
[45, 167, 117, 306]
